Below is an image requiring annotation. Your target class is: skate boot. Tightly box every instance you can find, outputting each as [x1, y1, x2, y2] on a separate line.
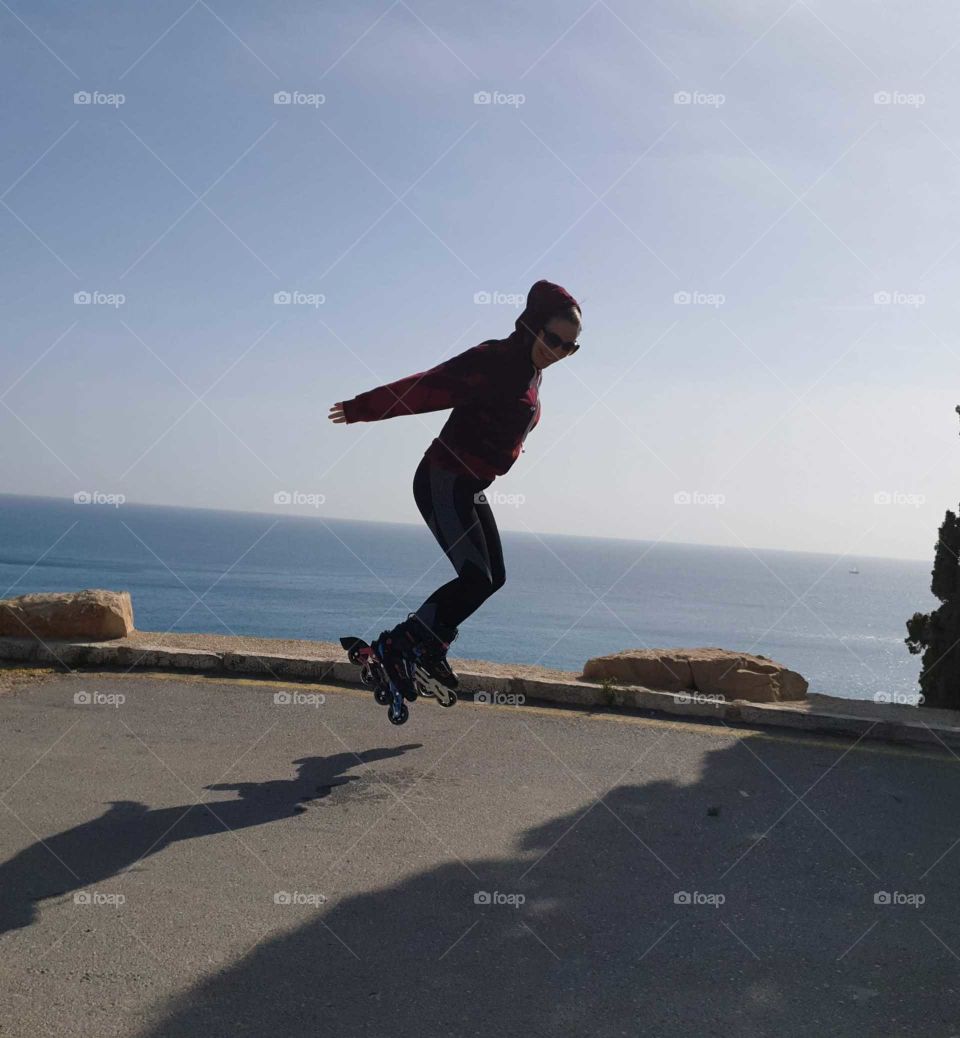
[372, 625, 417, 726]
[400, 613, 459, 708]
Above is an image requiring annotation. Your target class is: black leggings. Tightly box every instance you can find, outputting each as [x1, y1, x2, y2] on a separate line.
[411, 455, 506, 641]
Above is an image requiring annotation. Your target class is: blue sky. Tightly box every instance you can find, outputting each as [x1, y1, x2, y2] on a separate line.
[2, 0, 958, 560]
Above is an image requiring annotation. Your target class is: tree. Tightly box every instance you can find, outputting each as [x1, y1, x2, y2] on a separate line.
[906, 508, 960, 708]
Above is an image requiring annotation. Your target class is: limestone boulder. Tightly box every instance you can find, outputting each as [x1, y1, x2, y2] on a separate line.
[582, 647, 807, 703]
[582, 651, 695, 693]
[0, 590, 134, 641]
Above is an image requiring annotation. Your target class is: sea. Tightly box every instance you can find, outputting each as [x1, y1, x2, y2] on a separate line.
[0, 494, 937, 703]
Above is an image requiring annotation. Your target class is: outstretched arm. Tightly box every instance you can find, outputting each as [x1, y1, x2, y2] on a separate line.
[331, 344, 493, 424]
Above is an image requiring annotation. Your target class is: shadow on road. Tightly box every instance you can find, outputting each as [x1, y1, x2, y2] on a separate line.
[120, 733, 960, 1036]
[0, 744, 420, 935]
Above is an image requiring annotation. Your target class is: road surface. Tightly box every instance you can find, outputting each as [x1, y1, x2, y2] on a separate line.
[1, 670, 959, 1036]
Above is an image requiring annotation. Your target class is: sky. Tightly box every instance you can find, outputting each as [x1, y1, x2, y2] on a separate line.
[1, 0, 958, 561]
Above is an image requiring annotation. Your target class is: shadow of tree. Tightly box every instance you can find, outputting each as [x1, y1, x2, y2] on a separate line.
[122, 733, 960, 1036]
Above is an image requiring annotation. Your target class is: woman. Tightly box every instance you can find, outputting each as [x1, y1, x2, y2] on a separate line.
[328, 279, 582, 699]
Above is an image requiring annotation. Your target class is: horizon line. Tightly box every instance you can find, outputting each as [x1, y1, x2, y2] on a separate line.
[0, 491, 933, 566]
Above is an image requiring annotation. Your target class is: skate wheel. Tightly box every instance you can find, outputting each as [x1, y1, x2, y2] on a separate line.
[388, 702, 409, 726]
[374, 686, 390, 706]
[437, 689, 458, 708]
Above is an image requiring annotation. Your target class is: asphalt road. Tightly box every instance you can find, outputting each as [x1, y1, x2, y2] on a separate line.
[1, 670, 959, 1037]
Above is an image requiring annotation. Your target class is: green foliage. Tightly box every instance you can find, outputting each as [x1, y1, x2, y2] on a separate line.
[599, 678, 619, 707]
[905, 508, 960, 708]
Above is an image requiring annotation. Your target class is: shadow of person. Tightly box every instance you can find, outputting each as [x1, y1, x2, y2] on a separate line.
[0, 744, 420, 936]
[129, 732, 960, 1037]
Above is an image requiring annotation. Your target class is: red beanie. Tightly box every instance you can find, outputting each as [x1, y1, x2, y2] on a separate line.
[514, 280, 580, 344]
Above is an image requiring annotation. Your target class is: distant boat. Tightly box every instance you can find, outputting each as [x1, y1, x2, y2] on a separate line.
[849, 565, 860, 574]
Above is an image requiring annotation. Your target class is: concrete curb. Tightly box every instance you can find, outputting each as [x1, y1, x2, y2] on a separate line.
[3, 636, 959, 752]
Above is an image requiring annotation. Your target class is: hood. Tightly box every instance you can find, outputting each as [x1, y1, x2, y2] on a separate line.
[513, 280, 580, 346]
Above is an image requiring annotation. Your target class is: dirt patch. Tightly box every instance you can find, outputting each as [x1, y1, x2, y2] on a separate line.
[0, 662, 61, 695]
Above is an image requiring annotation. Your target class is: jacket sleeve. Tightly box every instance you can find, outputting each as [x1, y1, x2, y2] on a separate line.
[341, 344, 493, 423]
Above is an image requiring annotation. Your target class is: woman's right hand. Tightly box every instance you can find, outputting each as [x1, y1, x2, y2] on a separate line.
[328, 402, 347, 424]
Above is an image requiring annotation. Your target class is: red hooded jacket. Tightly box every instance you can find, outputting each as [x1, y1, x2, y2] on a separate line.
[340, 281, 579, 482]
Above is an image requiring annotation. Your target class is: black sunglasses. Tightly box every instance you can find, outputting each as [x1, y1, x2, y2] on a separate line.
[543, 329, 580, 354]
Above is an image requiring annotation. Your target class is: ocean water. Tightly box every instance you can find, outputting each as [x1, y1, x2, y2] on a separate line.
[0, 494, 937, 702]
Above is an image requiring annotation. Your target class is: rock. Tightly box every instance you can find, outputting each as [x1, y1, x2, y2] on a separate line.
[0, 590, 134, 641]
[582, 651, 694, 693]
[581, 647, 807, 703]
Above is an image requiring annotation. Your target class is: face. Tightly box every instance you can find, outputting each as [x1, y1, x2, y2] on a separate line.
[531, 314, 582, 370]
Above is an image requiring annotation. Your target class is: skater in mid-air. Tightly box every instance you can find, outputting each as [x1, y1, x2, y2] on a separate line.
[329, 279, 581, 721]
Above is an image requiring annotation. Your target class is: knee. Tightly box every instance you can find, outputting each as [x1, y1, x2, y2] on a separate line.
[477, 569, 505, 599]
[463, 567, 504, 601]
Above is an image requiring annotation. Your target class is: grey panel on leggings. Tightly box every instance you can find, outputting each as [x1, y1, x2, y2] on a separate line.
[427, 464, 493, 583]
